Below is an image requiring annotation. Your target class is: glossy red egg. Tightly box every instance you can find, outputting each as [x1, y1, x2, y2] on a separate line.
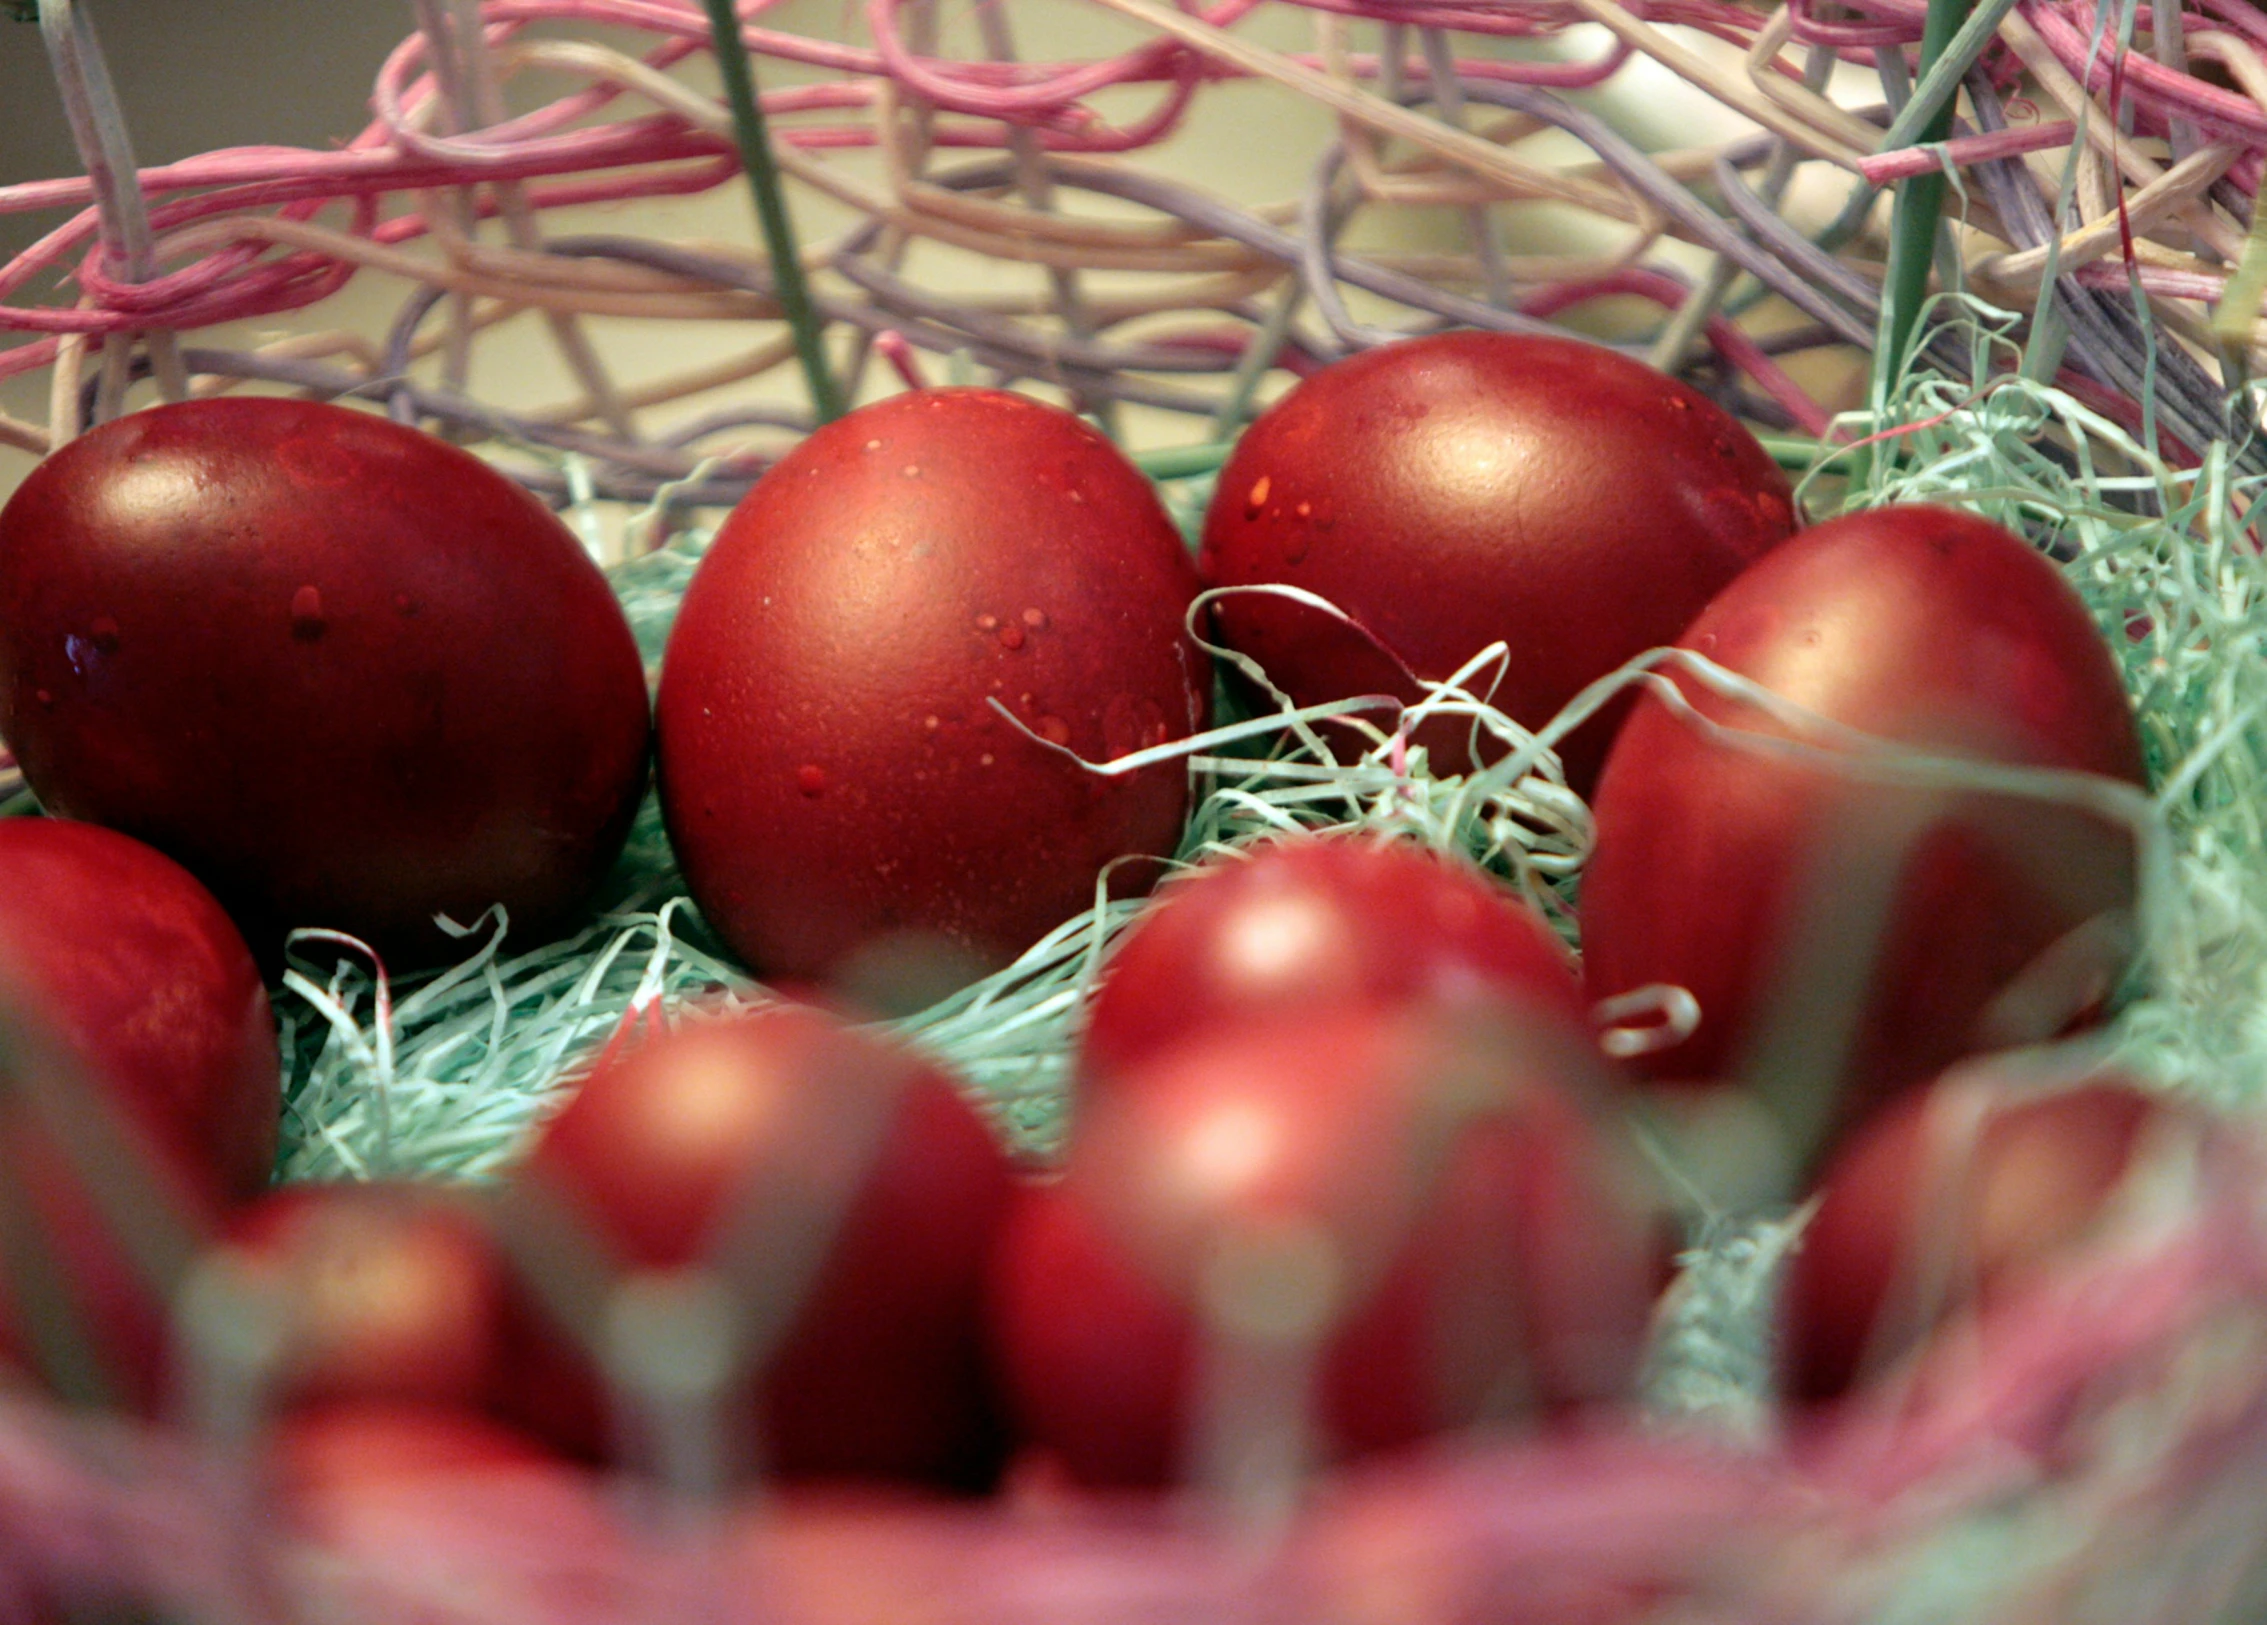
[510, 1004, 1013, 1487]
[1785, 1072, 2166, 1400]
[1199, 333, 1796, 790]
[1080, 833, 1581, 1089]
[657, 388, 1208, 986]
[1581, 505, 2145, 1131]
[218, 1182, 505, 1415]
[0, 818, 277, 1201]
[989, 1008, 1653, 1488]
[0, 398, 652, 961]
[0, 819, 279, 1412]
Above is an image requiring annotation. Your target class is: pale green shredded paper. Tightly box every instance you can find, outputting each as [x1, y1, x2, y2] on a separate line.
[273, 303, 2267, 1195]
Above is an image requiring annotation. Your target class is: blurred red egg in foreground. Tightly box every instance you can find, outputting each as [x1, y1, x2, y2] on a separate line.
[219, 1182, 505, 1416]
[1786, 1070, 2173, 1401]
[0, 819, 280, 1412]
[273, 1403, 620, 1606]
[511, 1004, 1012, 1487]
[991, 1007, 1652, 1488]
[1080, 833, 1580, 1089]
[276, 1401, 573, 1500]
[0, 818, 277, 1202]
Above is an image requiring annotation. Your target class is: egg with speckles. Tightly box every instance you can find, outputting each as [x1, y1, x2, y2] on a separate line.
[1199, 333, 1798, 792]
[0, 398, 652, 962]
[657, 389, 1208, 986]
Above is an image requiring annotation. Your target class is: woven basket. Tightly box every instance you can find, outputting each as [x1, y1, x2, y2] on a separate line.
[6, 0, 2267, 1619]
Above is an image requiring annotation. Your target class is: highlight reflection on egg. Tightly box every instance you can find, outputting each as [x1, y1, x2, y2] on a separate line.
[658, 389, 1207, 988]
[1199, 333, 1797, 790]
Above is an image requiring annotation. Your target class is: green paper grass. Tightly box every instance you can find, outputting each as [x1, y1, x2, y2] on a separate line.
[259, 302, 2267, 1209]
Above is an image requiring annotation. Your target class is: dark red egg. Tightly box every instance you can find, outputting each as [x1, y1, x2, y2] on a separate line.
[510, 1004, 1013, 1487]
[1580, 505, 2145, 1132]
[1080, 833, 1580, 1089]
[1785, 1072, 2167, 1401]
[656, 388, 1208, 986]
[989, 1008, 1653, 1488]
[0, 818, 279, 1412]
[1199, 332, 1796, 790]
[218, 1182, 505, 1415]
[987, 1182, 1209, 1489]
[0, 398, 652, 962]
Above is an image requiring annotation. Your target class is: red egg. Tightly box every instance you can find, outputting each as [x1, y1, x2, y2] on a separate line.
[0, 818, 277, 1201]
[510, 1004, 1013, 1487]
[989, 1008, 1653, 1488]
[1785, 1072, 2167, 1400]
[657, 388, 1208, 986]
[218, 1182, 505, 1415]
[0, 818, 279, 1412]
[1580, 505, 2145, 1130]
[1080, 833, 1581, 1089]
[1199, 333, 1797, 790]
[0, 398, 652, 961]
[273, 1403, 616, 1587]
[276, 1401, 574, 1495]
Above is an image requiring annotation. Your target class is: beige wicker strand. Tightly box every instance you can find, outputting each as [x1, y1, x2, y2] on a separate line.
[837, 0, 939, 398]
[1974, 142, 2245, 287]
[45, 324, 90, 449]
[528, 337, 804, 428]
[152, 215, 773, 319]
[1741, 5, 1886, 160]
[446, 0, 640, 438]
[1999, 8, 2248, 265]
[407, 3, 483, 405]
[1572, 0, 1871, 164]
[0, 414, 51, 457]
[1075, 0, 1662, 218]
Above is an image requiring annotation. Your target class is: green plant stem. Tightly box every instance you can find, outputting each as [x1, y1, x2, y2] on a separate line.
[1863, 0, 1975, 484]
[1135, 443, 1236, 479]
[1875, 0, 2023, 155]
[699, 0, 843, 424]
[1758, 435, 1828, 472]
[1207, 281, 1302, 443]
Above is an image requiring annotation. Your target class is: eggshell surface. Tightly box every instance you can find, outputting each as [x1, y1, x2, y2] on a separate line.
[0, 398, 652, 961]
[657, 389, 1207, 984]
[511, 1005, 1013, 1487]
[0, 817, 277, 1201]
[1080, 833, 1581, 1087]
[222, 1182, 506, 1414]
[992, 1008, 1653, 1487]
[1199, 333, 1796, 789]
[1785, 1075, 2162, 1399]
[1580, 504, 2145, 1126]
[0, 818, 281, 1412]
